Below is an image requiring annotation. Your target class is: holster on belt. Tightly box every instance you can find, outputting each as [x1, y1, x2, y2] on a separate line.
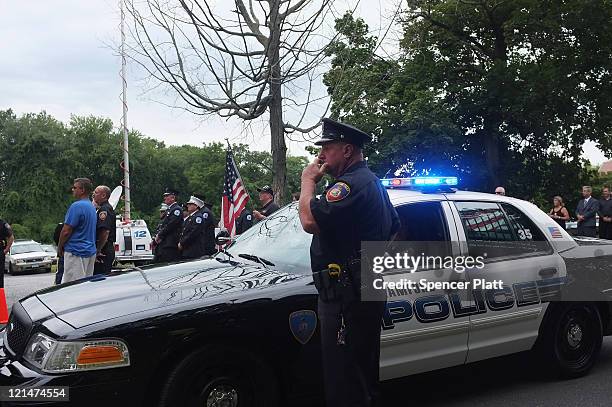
[313, 263, 358, 303]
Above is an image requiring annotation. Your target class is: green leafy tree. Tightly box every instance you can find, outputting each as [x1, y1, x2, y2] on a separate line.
[0, 109, 308, 240]
[325, 2, 612, 194]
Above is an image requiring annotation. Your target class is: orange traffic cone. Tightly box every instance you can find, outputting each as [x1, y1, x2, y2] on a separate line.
[0, 288, 8, 324]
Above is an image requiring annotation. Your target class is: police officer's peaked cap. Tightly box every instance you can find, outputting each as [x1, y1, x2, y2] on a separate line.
[163, 187, 179, 197]
[256, 185, 274, 196]
[186, 195, 205, 208]
[314, 118, 372, 148]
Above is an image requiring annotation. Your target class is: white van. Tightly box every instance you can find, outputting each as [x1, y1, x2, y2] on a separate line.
[114, 219, 154, 265]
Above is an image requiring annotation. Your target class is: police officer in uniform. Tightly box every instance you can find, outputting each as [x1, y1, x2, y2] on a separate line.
[200, 198, 217, 255]
[253, 185, 280, 221]
[0, 218, 14, 289]
[235, 207, 254, 235]
[179, 195, 207, 259]
[93, 185, 117, 275]
[299, 118, 399, 407]
[154, 188, 183, 263]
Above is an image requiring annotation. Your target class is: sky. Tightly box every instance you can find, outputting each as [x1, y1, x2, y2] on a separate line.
[0, 0, 608, 165]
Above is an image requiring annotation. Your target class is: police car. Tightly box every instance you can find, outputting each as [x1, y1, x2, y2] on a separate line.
[1, 177, 612, 406]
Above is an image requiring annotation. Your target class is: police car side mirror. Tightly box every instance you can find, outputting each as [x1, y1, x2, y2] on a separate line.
[216, 236, 232, 245]
[215, 230, 231, 246]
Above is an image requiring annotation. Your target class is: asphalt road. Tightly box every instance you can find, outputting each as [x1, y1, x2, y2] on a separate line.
[3, 272, 612, 406]
[4, 271, 56, 312]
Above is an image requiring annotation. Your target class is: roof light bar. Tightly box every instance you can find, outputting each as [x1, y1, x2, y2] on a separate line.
[381, 176, 458, 189]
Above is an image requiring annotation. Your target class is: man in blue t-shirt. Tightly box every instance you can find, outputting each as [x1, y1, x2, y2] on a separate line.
[57, 178, 97, 283]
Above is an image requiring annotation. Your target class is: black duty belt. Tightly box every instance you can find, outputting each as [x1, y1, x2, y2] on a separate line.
[313, 262, 359, 303]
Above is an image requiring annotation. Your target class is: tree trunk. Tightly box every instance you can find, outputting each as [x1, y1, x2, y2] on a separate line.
[268, 0, 287, 203]
[483, 128, 500, 190]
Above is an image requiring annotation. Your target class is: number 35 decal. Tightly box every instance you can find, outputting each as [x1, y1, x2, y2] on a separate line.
[134, 231, 147, 238]
[517, 229, 532, 240]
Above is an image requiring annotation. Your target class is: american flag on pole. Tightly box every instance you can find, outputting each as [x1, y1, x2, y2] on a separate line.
[222, 146, 250, 237]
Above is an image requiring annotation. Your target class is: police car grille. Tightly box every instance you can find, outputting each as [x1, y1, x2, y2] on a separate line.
[23, 258, 43, 263]
[6, 303, 33, 357]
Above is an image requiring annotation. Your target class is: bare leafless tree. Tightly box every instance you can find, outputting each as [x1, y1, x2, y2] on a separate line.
[124, 0, 336, 201]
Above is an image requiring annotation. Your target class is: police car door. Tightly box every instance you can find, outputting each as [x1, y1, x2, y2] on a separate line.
[451, 200, 565, 362]
[380, 200, 469, 379]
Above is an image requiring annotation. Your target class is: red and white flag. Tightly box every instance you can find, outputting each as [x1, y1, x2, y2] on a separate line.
[221, 147, 250, 237]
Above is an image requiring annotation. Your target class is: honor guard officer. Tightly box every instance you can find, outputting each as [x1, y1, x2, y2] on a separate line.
[235, 208, 254, 235]
[179, 195, 209, 259]
[0, 218, 14, 289]
[199, 198, 217, 256]
[152, 204, 168, 258]
[156, 203, 168, 232]
[253, 185, 280, 221]
[92, 185, 117, 275]
[299, 118, 400, 407]
[154, 188, 183, 263]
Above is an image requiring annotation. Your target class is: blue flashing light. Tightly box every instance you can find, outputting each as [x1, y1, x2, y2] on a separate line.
[380, 176, 458, 189]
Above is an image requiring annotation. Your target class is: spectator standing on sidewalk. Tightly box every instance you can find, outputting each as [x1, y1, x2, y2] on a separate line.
[57, 178, 97, 283]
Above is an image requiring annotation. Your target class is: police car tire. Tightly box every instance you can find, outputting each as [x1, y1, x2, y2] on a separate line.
[8, 264, 13, 275]
[536, 302, 603, 378]
[158, 346, 279, 407]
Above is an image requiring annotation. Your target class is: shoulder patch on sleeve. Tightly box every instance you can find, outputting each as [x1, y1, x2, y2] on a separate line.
[326, 182, 351, 202]
[98, 211, 107, 221]
[202, 212, 209, 219]
[195, 216, 203, 224]
[246, 214, 252, 221]
[173, 209, 181, 216]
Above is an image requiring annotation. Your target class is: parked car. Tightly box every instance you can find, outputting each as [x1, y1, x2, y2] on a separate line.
[41, 244, 58, 265]
[3, 240, 54, 274]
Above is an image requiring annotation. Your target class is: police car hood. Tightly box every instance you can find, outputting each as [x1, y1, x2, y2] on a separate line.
[33, 258, 310, 328]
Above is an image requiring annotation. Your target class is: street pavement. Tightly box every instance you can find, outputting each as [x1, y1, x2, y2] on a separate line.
[4, 271, 55, 312]
[3, 272, 612, 406]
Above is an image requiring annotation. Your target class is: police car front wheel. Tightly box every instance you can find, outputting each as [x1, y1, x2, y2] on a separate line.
[536, 303, 603, 378]
[158, 346, 279, 407]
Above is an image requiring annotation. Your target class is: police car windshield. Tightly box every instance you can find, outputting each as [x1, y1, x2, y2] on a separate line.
[226, 202, 311, 275]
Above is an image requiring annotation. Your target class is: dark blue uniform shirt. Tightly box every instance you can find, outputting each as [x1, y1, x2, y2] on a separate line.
[309, 161, 400, 273]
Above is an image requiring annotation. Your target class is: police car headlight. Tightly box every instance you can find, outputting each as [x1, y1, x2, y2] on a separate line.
[23, 333, 130, 373]
[43, 256, 52, 262]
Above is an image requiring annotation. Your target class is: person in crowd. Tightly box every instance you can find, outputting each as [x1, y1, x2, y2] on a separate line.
[253, 185, 280, 221]
[494, 186, 506, 196]
[0, 217, 14, 291]
[53, 222, 64, 284]
[92, 185, 116, 275]
[179, 195, 207, 259]
[235, 207, 253, 235]
[576, 185, 599, 237]
[153, 188, 183, 263]
[549, 196, 570, 230]
[199, 197, 217, 255]
[159, 204, 168, 219]
[598, 186, 612, 239]
[57, 178, 97, 283]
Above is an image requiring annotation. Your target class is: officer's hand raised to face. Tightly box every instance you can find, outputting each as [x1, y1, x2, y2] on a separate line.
[301, 158, 328, 184]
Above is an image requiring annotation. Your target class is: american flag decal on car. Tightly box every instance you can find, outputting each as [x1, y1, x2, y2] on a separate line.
[548, 226, 563, 238]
